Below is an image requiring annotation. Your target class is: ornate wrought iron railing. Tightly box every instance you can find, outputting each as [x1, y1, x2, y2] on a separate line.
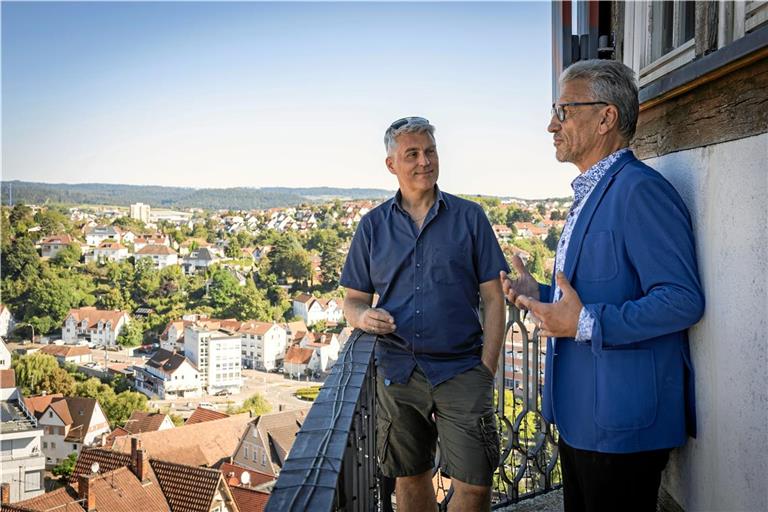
[266, 304, 560, 511]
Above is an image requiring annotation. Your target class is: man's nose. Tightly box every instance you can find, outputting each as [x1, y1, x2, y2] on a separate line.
[547, 116, 560, 133]
[418, 153, 430, 166]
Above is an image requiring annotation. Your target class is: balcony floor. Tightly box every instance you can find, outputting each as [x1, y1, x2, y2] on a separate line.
[497, 489, 563, 511]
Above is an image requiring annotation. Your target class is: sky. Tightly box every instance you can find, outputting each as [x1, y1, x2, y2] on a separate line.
[2, 1, 577, 199]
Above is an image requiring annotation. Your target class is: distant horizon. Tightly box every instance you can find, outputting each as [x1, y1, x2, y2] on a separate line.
[1, 179, 573, 202]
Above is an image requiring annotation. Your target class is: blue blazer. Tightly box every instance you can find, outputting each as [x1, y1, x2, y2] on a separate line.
[540, 151, 705, 454]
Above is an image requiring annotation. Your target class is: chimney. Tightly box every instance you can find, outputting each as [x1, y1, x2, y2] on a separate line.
[77, 474, 96, 512]
[1, 483, 10, 505]
[131, 437, 149, 482]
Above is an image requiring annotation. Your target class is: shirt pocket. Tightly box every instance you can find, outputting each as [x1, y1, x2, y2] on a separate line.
[575, 230, 618, 282]
[430, 244, 470, 284]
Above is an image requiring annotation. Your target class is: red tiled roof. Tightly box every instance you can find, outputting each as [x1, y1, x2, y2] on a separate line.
[97, 241, 127, 250]
[284, 346, 313, 365]
[185, 406, 229, 425]
[80, 466, 170, 512]
[70, 448, 133, 484]
[293, 293, 314, 304]
[104, 426, 131, 447]
[150, 459, 233, 512]
[66, 307, 130, 331]
[136, 245, 177, 255]
[49, 399, 74, 425]
[24, 393, 64, 417]
[1, 486, 79, 511]
[124, 411, 171, 434]
[41, 234, 74, 245]
[40, 344, 92, 358]
[230, 486, 270, 512]
[238, 321, 278, 336]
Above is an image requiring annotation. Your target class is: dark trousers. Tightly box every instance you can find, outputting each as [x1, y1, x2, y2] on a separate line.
[558, 437, 670, 512]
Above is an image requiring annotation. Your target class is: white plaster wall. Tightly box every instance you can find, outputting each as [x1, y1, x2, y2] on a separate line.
[645, 133, 768, 512]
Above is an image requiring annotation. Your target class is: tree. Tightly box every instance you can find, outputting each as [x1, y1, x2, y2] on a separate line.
[268, 234, 311, 283]
[207, 267, 242, 316]
[487, 207, 506, 225]
[13, 354, 75, 396]
[117, 319, 145, 347]
[52, 243, 82, 268]
[239, 393, 272, 417]
[2, 236, 40, 279]
[225, 238, 242, 259]
[544, 227, 562, 252]
[105, 391, 148, 428]
[52, 452, 78, 479]
[236, 281, 273, 321]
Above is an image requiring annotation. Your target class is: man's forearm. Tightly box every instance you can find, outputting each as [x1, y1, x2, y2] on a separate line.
[481, 296, 506, 372]
[343, 297, 372, 330]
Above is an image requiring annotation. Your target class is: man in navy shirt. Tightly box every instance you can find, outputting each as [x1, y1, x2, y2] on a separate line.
[341, 117, 508, 511]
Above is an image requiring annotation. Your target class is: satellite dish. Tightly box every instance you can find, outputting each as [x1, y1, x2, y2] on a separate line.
[240, 472, 251, 486]
[91, 462, 100, 474]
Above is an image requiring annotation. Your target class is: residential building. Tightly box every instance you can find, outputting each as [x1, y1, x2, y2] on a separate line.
[0, 366, 45, 504]
[135, 349, 202, 399]
[130, 202, 151, 223]
[86, 240, 129, 263]
[135, 244, 179, 269]
[159, 315, 242, 353]
[133, 233, 170, 252]
[221, 462, 272, 512]
[299, 332, 340, 373]
[239, 321, 287, 371]
[62, 307, 131, 347]
[185, 406, 229, 426]
[84, 225, 121, 246]
[283, 346, 314, 379]
[184, 326, 242, 395]
[23, 395, 110, 467]
[39, 234, 74, 259]
[283, 320, 309, 348]
[232, 410, 308, 477]
[292, 294, 344, 326]
[182, 247, 218, 275]
[105, 411, 174, 448]
[39, 344, 93, 365]
[0, 310, 14, 347]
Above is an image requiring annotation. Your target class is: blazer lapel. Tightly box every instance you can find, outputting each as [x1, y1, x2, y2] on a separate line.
[562, 151, 636, 281]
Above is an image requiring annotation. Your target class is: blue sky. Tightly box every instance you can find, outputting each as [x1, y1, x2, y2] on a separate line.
[2, 1, 576, 198]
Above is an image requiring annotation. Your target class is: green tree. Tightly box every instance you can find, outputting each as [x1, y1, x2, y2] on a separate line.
[52, 452, 78, 479]
[238, 393, 272, 417]
[52, 243, 82, 268]
[2, 236, 41, 279]
[488, 207, 506, 225]
[236, 281, 273, 321]
[117, 319, 145, 347]
[207, 267, 241, 316]
[225, 238, 242, 259]
[268, 234, 311, 283]
[105, 391, 148, 428]
[544, 227, 562, 252]
[12, 354, 76, 396]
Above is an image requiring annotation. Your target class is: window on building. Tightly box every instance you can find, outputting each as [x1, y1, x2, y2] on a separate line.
[72, 444, 77, 450]
[51, 442, 56, 449]
[244, 446, 249, 460]
[262, 452, 267, 466]
[25, 471, 42, 491]
[43, 442, 48, 449]
[252, 447, 258, 462]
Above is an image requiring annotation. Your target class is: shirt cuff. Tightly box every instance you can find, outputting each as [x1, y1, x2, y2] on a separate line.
[575, 307, 594, 342]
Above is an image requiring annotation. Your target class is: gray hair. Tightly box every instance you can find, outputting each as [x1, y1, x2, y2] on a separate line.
[560, 59, 639, 140]
[384, 117, 436, 155]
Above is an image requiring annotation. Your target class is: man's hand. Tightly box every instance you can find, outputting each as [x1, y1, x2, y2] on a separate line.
[515, 272, 582, 338]
[360, 307, 397, 335]
[500, 254, 540, 304]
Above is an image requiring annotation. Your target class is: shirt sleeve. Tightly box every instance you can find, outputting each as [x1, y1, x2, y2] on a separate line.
[575, 307, 594, 342]
[472, 206, 511, 283]
[339, 216, 375, 293]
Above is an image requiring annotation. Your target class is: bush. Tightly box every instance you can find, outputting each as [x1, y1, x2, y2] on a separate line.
[294, 386, 322, 401]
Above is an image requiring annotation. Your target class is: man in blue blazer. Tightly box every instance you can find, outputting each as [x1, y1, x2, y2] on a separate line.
[501, 59, 704, 511]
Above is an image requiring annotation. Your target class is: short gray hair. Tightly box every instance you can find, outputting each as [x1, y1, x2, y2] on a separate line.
[560, 59, 639, 140]
[384, 117, 436, 155]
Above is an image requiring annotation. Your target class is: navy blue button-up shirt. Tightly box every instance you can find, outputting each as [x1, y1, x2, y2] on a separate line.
[340, 187, 509, 387]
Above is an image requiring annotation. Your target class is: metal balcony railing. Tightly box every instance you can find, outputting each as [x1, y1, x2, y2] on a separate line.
[266, 305, 561, 511]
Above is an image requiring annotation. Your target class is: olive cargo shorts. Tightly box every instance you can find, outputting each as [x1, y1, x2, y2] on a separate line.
[376, 364, 500, 487]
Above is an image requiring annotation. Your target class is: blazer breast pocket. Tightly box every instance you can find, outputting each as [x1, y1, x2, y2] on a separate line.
[575, 230, 618, 282]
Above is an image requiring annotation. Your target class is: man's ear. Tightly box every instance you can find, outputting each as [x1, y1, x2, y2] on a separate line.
[385, 156, 397, 175]
[598, 105, 619, 135]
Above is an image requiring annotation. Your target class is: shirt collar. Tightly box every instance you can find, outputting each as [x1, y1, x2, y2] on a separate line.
[391, 185, 447, 213]
[570, 148, 630, 204]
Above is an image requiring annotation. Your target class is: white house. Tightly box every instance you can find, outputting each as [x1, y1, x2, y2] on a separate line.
[292, 294, 344, 326]
[0, 365, 45, 503]
[61, 307, 131, 347]
[133, 232, 170, 252]
[135, 244, 179, 269]
[135, 349, 201, 399]
[84, 225, 122, 246]
[300, 332, 340, 373]
[0, 304, 15, 338]
[38, 344, 93, 365]
[39, 234, 74, 259]
[238, 321, 287, 371]
[283, 346, 314, 379]
[86, 241, 129, 264]
[184, 326, 242, 395]
[182, 247, 218, 275]
[23, 395, 110, 467]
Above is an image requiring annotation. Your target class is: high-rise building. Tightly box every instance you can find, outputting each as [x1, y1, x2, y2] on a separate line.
[184, 325, 242, 395]
[129, 202, 151, 224]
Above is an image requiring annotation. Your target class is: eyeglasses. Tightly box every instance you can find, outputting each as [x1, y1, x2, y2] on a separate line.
[388, 116, 430, 131]
[551, 102, 608, 122]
